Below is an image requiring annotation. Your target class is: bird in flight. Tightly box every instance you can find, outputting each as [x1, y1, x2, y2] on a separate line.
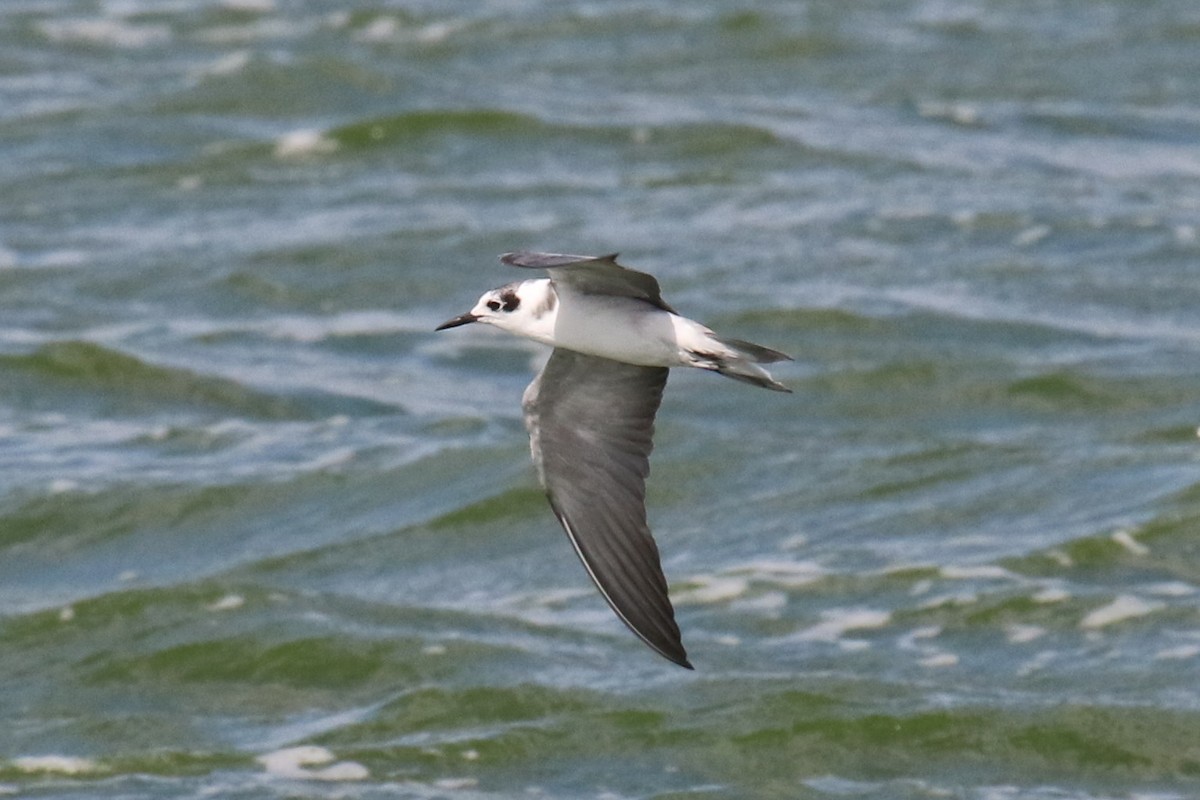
[436, 252, 790, 668]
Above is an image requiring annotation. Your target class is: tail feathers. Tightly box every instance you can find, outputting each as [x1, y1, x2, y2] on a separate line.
[715, 336, 793, 364]
[715, 364, 792, 393]
[691, 337, 793, 393]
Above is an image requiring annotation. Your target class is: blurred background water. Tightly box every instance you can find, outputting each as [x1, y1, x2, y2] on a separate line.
[3, 1, 1200, 798]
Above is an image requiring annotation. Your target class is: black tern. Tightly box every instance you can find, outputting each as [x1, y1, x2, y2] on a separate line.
[436, 252, 790, 668]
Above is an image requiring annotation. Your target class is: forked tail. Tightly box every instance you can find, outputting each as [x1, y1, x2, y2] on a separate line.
[687, 336, 793, 392]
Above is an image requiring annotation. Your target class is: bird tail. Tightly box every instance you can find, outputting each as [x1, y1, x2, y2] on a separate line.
[691, 336, 793, 393]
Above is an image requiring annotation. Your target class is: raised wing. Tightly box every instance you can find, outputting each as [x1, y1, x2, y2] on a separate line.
[501, 251, 676, 313]
[522, 347, 690, 668]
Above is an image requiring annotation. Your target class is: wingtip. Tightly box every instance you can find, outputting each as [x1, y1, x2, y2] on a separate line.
[500, 251, 620, 268]
[653, 641, 693, 670]
[655, 649, 693, 670]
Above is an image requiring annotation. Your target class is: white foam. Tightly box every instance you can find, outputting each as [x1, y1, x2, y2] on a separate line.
[39, 18, 170, 48]
[797, 608, 891, 642]
[919, 652, 959, 668]
[917, 592, 977, 610]
[1155, 644, 1200, 661]
[804, 775, 883, 795]
[195, 50, 252, 78]
[274, 129, 338, 159]
[897, 626, 942, 651]
[198, 17, 318, 45]
[940, 565, 1015, 581]
[780, 532, 808, 549]
[256, 746, 368, 781]
[917, 100, 981, 127]
[356, 16, 400, 42]
[838, 639, 872, 652]
[1147, 582, 1196, 597]
[674, 575, 748, 605]
[1111, 529, 1149, 555]
[1080, 594, 1163, 629]
[1046, 550, 1074, 568]
[1017, 650, 1059, 677]
[1004, 624, 1047, 644]
[206, 594, 245, 612]
[1013, 224, 1052, 247]
[908, 579, 933, 596]
[410, 21, 464, 44]
[434, 777, 479, 790]
[733, 591, 788, 613]
[895, 626, 958, 667]
[12, 755, 99, 775]
[731, 558, 826, 587]
[1033, 586, 1070, 604]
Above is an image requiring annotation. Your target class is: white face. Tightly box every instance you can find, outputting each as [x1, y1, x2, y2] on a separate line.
[469, 284, 528, 330]
[436, 279, 555, 338]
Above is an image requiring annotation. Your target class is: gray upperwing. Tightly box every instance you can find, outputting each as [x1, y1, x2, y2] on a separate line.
[501, 251, 676, 313]
[521, 348, 690, 668]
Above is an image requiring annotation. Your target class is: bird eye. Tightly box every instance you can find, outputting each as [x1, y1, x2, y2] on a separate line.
[486, 300, 501, 311]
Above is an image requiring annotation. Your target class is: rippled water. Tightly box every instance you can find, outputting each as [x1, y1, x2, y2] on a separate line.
[3, 1, 1200, 798]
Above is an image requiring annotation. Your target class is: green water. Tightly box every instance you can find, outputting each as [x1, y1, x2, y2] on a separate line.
[3, 1, 1200, 798]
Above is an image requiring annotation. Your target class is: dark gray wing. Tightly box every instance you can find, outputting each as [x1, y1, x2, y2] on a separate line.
[522, 347, 690, 668]
[501, 251, 676, 313]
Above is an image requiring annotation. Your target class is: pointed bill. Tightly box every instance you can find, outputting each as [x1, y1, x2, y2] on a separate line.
[522, 348, 690, 668]
[435, 312, 479, 330]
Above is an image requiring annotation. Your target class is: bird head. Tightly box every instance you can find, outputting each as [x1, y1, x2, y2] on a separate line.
[435, 280, 554, 335]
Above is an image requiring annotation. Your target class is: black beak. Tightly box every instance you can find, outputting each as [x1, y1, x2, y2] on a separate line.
[435, 312, 479, 331]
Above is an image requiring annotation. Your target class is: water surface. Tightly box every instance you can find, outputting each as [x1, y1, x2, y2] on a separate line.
[3, 1, 1200, 798]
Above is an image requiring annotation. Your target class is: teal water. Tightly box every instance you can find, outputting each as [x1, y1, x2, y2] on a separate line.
[3, 1, 1200, 798]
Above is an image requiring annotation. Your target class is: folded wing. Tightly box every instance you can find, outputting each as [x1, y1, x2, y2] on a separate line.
[522, 347, 690, 668]
[501, 251, 676, 313]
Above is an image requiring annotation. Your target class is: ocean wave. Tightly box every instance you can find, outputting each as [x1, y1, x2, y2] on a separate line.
[1008, 482, 1200, 580]
[0, 340, 402, 421]
[7, 673, 1198, 790]
[326, 108, 792, 163]
[0, 341, 308, 419]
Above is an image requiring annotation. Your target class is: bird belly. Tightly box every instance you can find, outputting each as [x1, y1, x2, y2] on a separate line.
[550, 297, 686, 367]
